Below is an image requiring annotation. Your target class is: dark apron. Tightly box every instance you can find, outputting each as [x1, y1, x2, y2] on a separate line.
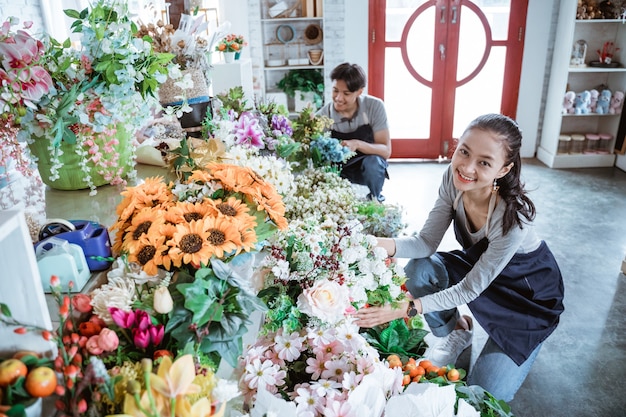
[332, 124, 375, 167]
[436, 229, 565, 366]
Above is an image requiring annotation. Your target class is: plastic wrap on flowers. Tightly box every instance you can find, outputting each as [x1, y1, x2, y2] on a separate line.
[237, 320, 404, 417]
[28, 124, 134, 191]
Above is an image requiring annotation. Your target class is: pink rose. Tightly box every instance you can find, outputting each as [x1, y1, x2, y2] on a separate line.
[86, 335, 103, 355]
[97, 328, 119, 352]
[71, 294, 93, 313]
[297, 280, 351, 323]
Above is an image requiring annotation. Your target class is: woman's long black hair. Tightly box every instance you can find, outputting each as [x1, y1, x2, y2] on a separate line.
[463, 113, 536, 235]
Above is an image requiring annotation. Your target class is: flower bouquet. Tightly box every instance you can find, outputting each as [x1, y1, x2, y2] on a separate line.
[215, 34, 247, 54]
[1, 275, 240, 417]
[237, 320, 405, 417]
[108, 162, 288, 367]
[0, 17, 53, 181]
[257, 218, 407, 334]
[18, 0, 173, 193]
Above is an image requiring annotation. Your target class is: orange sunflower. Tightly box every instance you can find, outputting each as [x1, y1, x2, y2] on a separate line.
[122, 207, 166, 255]
[116, 176, 174, 222]
[168, 219, 214, 268]
[204, 216, 243, 259]
[128, 233, 169, 275]
[168, 201, 217, 224]
[155, 223, 178, 271]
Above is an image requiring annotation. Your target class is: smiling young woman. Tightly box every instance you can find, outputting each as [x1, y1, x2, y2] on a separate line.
[353, 113, 564, 403]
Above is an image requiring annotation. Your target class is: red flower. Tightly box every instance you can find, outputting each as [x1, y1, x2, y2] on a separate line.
[78, 321, 102, 337]
[71, 294, 93, 313]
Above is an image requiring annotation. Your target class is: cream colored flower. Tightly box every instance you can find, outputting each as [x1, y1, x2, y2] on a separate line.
[297, 279, 350, 324]
[153, 286, 174, 314]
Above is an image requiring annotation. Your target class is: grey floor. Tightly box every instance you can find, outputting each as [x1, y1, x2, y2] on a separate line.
[383, 159, 626, 417]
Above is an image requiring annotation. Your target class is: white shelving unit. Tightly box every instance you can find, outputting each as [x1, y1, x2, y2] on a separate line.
[259, 1, 325, 112]
[537, 1, 625, 169]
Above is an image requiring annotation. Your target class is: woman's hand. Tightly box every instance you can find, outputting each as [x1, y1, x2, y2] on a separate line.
[352, 300, 410, 328]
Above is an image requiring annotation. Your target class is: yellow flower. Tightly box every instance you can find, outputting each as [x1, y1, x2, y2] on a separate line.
[168, 219, 213, 268]
[150, 354, 201, 399]
[128, 233, 168, 276]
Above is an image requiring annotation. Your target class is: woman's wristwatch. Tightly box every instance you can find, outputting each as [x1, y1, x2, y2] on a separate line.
[407, 300, 418, 317]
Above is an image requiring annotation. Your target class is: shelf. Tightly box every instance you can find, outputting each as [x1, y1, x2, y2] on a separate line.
[569, 67, 626, 73]
[261, 17, 323, 22]
[575, 19, 626, 23]
[537, 147, 617, 168]
[265, 65, 323, 70]
[562, 113, 621, 117]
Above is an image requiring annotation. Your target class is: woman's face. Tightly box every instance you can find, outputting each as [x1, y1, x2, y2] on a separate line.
[331, 79, 362, 113]
[450, 128, 513, 193]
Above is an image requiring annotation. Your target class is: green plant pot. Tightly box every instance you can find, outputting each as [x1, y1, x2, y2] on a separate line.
[28, 125, 134, 190]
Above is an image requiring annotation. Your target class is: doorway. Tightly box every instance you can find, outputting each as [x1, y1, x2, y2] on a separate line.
[368, 0, 528, 159]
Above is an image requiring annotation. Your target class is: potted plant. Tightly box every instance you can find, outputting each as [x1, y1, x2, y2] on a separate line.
[17, 0, 174, 194]
[276, 69, 324, 111]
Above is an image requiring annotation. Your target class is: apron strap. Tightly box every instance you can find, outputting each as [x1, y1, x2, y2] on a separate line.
[453, 190, 498, 235]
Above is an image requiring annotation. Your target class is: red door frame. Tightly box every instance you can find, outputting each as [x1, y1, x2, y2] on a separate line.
[368, 0, 528, 159]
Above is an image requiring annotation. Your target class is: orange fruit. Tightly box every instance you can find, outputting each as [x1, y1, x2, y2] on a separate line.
[0, 359, 27, 387]
[447, 368, 460, 382]
[437, 366, 448, 376]
[388, 359, 402, 369]
[418, 359, 432, 370]
[404, 363, 421, 378]
[402, 374, 411, 386]
[24, 366, 57, 397]
[387, 354, 401, 363]
[426, 365, 440, 375]
[412, 374, 422, 383]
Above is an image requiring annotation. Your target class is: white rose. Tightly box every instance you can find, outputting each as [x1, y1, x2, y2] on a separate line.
[297, 280, 350, 323]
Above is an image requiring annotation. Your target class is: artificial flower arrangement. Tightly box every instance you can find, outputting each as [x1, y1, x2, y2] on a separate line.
[168, 87, 297, 196]
[1, 275, 240, 417]
[17, 0, 174, 194]
[108, 162, 288, 368]
[0, 17, 53, 180]
[236, 218, 408, 415]
[283, 167, 359, 225]
[215, 34, 247, 53]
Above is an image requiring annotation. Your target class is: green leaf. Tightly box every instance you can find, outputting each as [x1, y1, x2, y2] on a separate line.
[63, 8, 81, 19]
[1, 303, 12, 317]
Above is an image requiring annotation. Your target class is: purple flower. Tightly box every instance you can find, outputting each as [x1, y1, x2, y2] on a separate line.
[109, 307, 135, 329]
[271, 114, 293, 137]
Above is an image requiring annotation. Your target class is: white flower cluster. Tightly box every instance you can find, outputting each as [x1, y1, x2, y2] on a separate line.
[260, 217, 406, 326]
[283, 168, 358, 224]
[224, 145, 295, 195]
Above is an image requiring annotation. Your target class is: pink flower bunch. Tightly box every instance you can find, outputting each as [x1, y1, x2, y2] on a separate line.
[108, 307, 165, 350]
[237, 320, 399, 417]
[233, 112, 267, 149]
[0, 17, 53, 178]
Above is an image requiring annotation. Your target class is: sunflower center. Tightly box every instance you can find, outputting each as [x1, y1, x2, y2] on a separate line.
[137, 245, 156, 265]
[133, 221, 152, 240]
[216, 203, 237, 216]
[207, 229, 226, 245]
[184, 212, 203, 222]
[180, 233, 203, 254]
